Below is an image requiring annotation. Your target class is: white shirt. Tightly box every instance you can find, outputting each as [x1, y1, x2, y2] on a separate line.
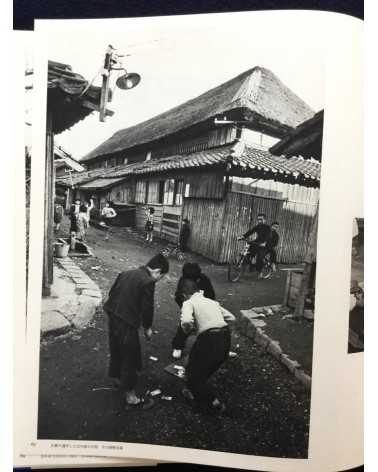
[181, 291, 235, 335]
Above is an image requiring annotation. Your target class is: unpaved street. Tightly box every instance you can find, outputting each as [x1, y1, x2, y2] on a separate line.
[38, 224, 310, 458]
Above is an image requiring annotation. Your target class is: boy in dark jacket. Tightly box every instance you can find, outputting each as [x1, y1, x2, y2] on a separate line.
[171, 262, 216, 359]
[266, 222, 280, 271]
[104, 254, 169, 406]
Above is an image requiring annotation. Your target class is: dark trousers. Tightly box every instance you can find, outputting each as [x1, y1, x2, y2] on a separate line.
[249, 243, 266, 273]
[172, 323, 189, 350]
[266, 248, 277, 264]
[107, 313, 141, 391]
[186, 326, 231, 406]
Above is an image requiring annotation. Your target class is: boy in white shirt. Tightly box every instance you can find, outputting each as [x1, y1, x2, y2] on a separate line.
[180, 279, 235, 413]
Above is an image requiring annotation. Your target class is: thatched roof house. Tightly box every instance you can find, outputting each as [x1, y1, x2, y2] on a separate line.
[82, 66, 314, 164]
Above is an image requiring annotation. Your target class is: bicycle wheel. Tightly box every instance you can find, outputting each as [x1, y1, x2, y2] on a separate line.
[228, 255, 246, 282]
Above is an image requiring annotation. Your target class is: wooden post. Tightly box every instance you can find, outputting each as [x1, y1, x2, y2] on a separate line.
[42, 111, 55, 296]
[294, 203, 319, 316]
[99, 45, 114, 122]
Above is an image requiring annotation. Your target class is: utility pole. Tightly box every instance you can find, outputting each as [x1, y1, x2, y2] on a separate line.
[99, 45, 115, 122]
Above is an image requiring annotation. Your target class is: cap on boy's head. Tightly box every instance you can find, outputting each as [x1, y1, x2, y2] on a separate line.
[149, 207, 155, 214]
[147, 254, 169, 274]
[182, 262, 201, 280]
[182, 279, 199, 298]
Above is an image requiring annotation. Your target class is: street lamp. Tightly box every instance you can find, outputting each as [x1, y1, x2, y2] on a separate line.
[99, 45, 141, 122]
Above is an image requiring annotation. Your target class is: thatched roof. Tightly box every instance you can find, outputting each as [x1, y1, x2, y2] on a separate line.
[270, 110, 324, 161]
[57, 141, 320, 189]
[82, 66, 314, 162]
[48, 61, 113, 134]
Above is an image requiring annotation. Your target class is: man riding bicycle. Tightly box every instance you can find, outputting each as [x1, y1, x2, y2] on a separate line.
[238, 213, 271, 279]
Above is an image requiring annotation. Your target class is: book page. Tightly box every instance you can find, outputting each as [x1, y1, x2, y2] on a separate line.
[13, 30, 157, 469]
[20, 10, 362, 471]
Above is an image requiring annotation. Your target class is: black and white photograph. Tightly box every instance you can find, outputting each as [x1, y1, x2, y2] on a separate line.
[348, 217, 364, 354]
[32, 20, 325, 460]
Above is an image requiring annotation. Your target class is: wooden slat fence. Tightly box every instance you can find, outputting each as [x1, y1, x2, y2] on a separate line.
[182, 198, 226, 261]
[219, 191, 317, 264]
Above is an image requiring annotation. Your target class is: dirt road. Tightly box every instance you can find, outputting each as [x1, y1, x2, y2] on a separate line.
[38, 224, 310, 458]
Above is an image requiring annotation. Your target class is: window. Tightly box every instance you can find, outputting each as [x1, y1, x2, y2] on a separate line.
[135, 180, 147, 203]
[163, 179, 175, 205]
[123, 157, 128, 164]
[174, 180, 184, 205]
[145, 151, 152, 161]
[158, 181, 165, 204]
[184, 183, 190, 198]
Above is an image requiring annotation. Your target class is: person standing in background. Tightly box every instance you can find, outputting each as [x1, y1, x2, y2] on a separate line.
[179, 218, 191, 252]
[54, 202, 64, 232]
[85, 197, 94, 225]
[101, 201, 117, 240]
[145, 207, 155, 243]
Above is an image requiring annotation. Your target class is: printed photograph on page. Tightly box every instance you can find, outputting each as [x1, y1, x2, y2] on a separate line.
[348, 217, 364, 353]
[33, 22, 324, 459]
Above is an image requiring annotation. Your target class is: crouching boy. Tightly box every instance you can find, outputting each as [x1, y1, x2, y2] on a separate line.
[103, 254, 169, 407]
[180, 279, 235, 413]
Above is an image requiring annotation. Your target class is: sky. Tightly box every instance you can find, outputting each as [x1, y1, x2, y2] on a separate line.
[43, 13, 326, 160]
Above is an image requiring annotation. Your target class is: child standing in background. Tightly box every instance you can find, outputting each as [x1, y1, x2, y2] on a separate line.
[145, 207, 155, 243]
[77, 204, 89, 241]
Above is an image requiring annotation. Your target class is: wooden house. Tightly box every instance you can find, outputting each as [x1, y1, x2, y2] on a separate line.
[44, 60, 112, 295]
[269, 110, 324, 315]
[57, 67, 322, 264]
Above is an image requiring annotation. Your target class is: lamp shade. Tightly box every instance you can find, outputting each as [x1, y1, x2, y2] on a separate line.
[116, 72, 141, 90]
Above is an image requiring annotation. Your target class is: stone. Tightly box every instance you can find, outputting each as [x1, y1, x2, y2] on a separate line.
[81, 289, 102, 299]
[76, 283, 99, 291]
[254, 329, 270, 348]
[270, 305, 282, 314]
[294, 369, 312, 389]
[267, 340, 282, 359]
[280, 354, 301, 373]
[251, 319, 266, 328]
[41, 311, 71, 336]
[303, 309, 314, 320]
[72, 295, 100, 329]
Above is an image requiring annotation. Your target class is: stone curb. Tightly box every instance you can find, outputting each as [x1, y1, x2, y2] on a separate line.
[240, 305, 312, 390]
[41, 258, 103, 338]
[57, 257, 102, 299]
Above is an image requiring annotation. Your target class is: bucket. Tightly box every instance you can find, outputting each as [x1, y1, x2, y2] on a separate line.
[55, 242, 69, 258]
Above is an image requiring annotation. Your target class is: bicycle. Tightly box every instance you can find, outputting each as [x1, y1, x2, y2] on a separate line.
[161, 244, 186, 262]
[227, 239, 273, 282]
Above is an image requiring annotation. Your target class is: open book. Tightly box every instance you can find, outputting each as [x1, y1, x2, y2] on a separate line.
[14, 9, 363, 471]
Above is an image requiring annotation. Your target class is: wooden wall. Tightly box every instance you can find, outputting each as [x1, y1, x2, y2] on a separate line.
[182, 198, 226, 261]
[217, 190, 317, 264]
[186, 171, 225, 200]
[135, 204, 164, 235]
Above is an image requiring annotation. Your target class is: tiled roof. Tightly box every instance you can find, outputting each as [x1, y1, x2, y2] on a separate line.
[48, 61, 112, 134]
[57, 142, 320, 189]
[79, 177, 127, 189]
